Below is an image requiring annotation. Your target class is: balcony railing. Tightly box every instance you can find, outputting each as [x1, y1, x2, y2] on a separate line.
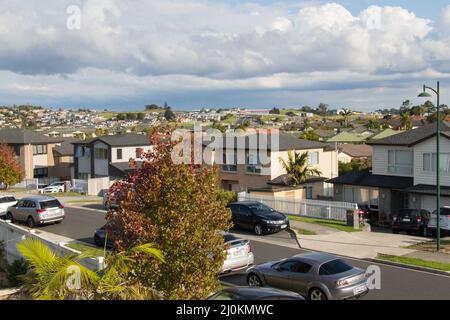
[221, 164, 237, 172]
[246, 165, 262, 174]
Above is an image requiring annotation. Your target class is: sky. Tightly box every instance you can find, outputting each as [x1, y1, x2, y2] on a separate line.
[1, 1, 450, 111]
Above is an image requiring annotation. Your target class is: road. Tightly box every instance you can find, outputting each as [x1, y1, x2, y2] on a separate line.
[29, 206, 450, 300]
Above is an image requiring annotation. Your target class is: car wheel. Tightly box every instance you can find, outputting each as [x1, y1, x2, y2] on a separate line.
[392, 229, 399, 234]
[254, 224, 263, 236]
[406, 230, 412, 235]
[27, 216, 36, 228]
[6, 212, 14, 222]
[94, 235, 102, 247]
[247, 273, 263, 287]
[308, 288, 327, 301]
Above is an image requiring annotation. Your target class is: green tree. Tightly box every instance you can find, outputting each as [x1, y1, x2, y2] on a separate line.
[279, 150, 321, 187]
[17, 238, 164, 300]
[368, 119, 381, 129]
[300, 131, 320, 141]
[269, 107, 280, 115]
[106, 127, 232, 299]
[339, 108, 353, 127]
[137, 112, 145, 120]
[164, 107, 175, 121]
[145, 104, 161, 111]
[339, 159, 372, 175]
[0, 144, 23, 189]
[318, 103, 329, 116]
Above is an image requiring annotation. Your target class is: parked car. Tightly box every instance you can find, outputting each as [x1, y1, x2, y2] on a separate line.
[221, 233, 254, 273]
[103, 190, 120, 209]
[41, 181, 66, 194]
[94, 223, 114, 248]
[6, 196, 65, 228]
[227, 201, 289, 235]
[0, 195, 17, 218]
[246, 252, 369, 300]
[208, 287, 304, 300]
[392, 208, 430, 236]
[428, 207, 450, 236]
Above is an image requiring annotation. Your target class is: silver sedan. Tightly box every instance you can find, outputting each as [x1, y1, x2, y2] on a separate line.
[221, 233, 254, 274]
[246, 252, 369, 300]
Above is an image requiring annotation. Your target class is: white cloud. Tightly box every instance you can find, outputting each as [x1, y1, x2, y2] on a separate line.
[0, 0, 449, 109]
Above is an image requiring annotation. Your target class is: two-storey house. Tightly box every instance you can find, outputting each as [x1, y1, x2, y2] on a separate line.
[328, 121, 450, 223]
[205, 131, 338, 199]
[0, 128, 63, 180]
[72, 134, 152, 180]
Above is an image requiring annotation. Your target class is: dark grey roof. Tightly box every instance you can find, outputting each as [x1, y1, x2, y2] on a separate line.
[204, 132, 328, 151]
[368, 121, 450, 147]
[73, 133, 151, 147]
[401, 184, 450, 197]
[327, 170, 414, 190]
[53, 138, 79, 156]
[268, 174, 327, 186]
[0, 128, 63, 144]
[109, 161, 143, 174]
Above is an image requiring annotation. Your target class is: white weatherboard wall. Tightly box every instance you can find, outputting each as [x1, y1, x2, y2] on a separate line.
[0, 220, 101, 270]
[111, 145, 151, 163]
[414, 137, 450, 187]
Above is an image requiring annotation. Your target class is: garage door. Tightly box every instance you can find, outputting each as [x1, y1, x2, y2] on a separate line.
[421, 195, 450, 212]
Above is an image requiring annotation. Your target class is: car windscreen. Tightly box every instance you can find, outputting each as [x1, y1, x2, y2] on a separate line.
[397, 209, 419, 217]
[0, 197, 16, 203]
[247, 203, 274, 215]
[39, 199, 62, 209]
[223, 234, 238, 243]
[319, 259, 353, 275]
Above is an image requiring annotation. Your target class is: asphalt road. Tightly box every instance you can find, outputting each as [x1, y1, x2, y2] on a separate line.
[30, 206, 450, 300]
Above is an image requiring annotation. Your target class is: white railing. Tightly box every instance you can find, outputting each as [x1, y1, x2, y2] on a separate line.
[238, 192, 357, 221]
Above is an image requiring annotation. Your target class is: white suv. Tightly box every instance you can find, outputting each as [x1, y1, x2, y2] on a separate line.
[427, 207, 450, 236]
[0, 195, 17, 217]
[41, 182, 66, 193]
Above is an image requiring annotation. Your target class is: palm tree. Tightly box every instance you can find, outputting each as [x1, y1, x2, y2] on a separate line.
[339, 108, 353, 127]
[400, 112, 412, 130]
[279, 150, 321, 187]
[17, 238, 164, 300]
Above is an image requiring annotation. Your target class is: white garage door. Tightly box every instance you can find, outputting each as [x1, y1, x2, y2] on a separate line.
[421, 195, 450, 212]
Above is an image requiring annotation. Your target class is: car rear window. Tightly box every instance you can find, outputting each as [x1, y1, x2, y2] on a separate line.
[39, 199, 62, 209]
[0, 196, 16, 203]
[398, 209, 419, 217]
[223, 234, 238, 243]
[319, 259, 353, 275]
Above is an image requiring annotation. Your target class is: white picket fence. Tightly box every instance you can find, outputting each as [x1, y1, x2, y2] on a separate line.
[238, 192, 357, 221]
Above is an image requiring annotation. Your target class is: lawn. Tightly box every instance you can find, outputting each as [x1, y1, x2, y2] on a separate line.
[53, 192, 86, 197]
[376, 253, 450, 272]
[405, 240, 450, 255]
[288, 215, 361, 233]
[65, 242, 106, 257]
[64, 199, 102, 205]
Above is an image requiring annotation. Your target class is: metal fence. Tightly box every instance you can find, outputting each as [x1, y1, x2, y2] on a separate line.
[10, 178, 39, 192]
[238, 192, 357, 221]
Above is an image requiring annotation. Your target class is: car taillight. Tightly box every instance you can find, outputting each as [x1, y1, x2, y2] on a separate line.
[336, 279, 349, 287]
[247, 244, 252, 253]
[36, 209, 46, 213]
[357, 210, 364, 215]
[392, 215, 397, 222]
[416, 217, 422, 223]
[59, 205, 64, 209]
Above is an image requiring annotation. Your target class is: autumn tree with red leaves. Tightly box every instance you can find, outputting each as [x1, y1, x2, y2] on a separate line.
[106, 127, 232, 300]
[0, 143, 23, 189]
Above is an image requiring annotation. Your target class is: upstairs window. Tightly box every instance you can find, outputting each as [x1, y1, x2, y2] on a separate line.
[116, 148, 123, 160]
[308, 151, 319, 166]
[33, 144, 47, 155]
[423, 153, 450, 173]
[94, 148, 108, 160]
[387, 150, 413, 175]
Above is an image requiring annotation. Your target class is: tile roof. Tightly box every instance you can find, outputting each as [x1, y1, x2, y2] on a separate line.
[339, 144, 372, 158]
[368, 121, 450, 147]
[0, 128, 63, 144]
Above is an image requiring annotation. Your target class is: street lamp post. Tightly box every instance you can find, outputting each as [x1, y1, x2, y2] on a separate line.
[418, 81, 440, 252]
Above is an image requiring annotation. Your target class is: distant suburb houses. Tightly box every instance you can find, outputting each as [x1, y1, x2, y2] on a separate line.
[328, 121, 450, 224]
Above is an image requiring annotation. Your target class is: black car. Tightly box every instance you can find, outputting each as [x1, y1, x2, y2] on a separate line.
[208, 286, 304, 300]
[392, 208, 430, 236]
[227, 201, 289, 235]
[94, 224, 114, 248]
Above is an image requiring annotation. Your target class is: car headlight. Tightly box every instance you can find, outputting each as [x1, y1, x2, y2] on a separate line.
[263, 220, 277, 225]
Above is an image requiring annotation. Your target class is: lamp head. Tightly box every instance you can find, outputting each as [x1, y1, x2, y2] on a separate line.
[418, 85, 432, 98]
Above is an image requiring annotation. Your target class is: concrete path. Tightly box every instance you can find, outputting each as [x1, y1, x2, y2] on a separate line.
[289, 219, 337, 235]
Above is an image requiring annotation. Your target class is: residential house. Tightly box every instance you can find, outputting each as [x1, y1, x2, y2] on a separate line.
[205, 131, 338, 199]
[52, 138, 78, 180]
[72, 134, 151, 180]
[0, 128, 63, 180]
[328, 121, 450, 224]
[338, 144, 373, 163]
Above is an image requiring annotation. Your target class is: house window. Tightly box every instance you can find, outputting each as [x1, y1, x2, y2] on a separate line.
[305, 186, 313, 199]
[222, 152, 237, 172]
[11, 145, 21, 157]
[246, 152, 262, 174]
[136, 148, 144, 158]
[308, 151, 319, 166]
[387, 150, 413, 175]
[32, 144, 47, 155]
[34, 167, 48, 178]
[94, 148, 108, 160]
[423, 153, 450, 173]
[116, 149, 123, 160]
